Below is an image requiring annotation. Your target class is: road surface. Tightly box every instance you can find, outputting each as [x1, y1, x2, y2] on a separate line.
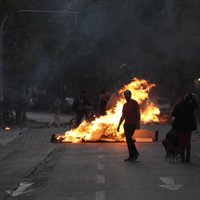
[0, 123, 200, 200]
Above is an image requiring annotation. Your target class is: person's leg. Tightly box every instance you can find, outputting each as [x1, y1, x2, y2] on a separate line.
[48, 113, 55, 127]
[124, 124, 138, 160]
[75, 111, 85, 127]
[179, 132, 188, 162]
[162, 139, 169, 154]
[22, 110, 27, 123]
[16, 110, 20, 124]
[55, 114, 61, 128]
[179, 133, 185, 162]
[185, 132, 192, 163]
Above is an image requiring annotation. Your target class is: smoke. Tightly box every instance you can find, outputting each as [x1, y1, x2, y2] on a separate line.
[4, 0, 200, 101]
[76, 0, 200, 96]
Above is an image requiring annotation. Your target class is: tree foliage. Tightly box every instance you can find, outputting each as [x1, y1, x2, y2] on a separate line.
[0, 0, 200, 103]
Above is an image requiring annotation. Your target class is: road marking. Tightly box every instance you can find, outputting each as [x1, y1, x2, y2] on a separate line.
[159, 177, 182, 191]
[96, 191, 105, 200]
[97, 175, 105, 184]
[6, 182, 34, 197]
[97, 163, 104, 170]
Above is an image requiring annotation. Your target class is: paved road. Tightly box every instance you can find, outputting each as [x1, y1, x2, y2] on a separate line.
[0, 111, 200, 200]
[0, 120, 200, 200]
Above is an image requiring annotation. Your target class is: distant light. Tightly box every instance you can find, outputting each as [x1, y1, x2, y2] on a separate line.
[198, 78, 200, 82]
[5, 127, 11, 131]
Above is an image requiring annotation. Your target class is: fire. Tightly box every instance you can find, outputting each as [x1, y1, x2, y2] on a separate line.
[54, 78, 161, 143]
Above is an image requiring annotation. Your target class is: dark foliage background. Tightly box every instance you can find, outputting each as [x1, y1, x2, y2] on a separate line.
[1, 0, 200, 108]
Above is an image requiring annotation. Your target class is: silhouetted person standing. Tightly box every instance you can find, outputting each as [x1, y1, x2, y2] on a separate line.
[117, 90, 140, 161]
[15, 92, 27, 125]
[97, 89, 110, 116]
[2, 95, 12, 121]
[48, 98, 62, 128]
[73, 91, 91, 127]
[171, 94, 199, 163]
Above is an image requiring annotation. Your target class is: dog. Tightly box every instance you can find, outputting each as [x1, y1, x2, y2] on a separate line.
[165, 145, 180, 163]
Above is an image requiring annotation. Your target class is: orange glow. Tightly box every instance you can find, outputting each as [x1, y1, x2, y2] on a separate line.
[55, 78, 161, 143]
[134, 138, 153, 142]
[5, 127, 11, 131]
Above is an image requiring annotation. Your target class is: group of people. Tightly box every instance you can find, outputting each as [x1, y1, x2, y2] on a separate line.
[117, 90, 199, 163]
[48, 89, 111, 128]
[48, 88, 199, 164]
[0, 92, 28, 126]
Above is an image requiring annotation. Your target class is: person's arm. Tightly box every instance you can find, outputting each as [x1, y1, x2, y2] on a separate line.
[136, 107, 141, 129]
[117, 114, 124, 132]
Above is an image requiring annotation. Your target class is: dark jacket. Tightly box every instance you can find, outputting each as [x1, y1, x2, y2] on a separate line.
[172, 98, 198, 132]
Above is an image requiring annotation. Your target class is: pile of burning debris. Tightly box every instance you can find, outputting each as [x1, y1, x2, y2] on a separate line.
[50, 78, 164, 143]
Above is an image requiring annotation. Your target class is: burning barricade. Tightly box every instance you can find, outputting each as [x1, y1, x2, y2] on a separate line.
[51, 78, 164, 143]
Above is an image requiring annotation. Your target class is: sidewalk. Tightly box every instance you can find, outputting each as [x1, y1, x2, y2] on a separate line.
[0, 111, 75, 146]
[26, 111, 75, 124]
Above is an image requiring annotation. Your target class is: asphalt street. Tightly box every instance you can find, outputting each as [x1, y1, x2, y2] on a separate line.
[0, 111, 200, 200]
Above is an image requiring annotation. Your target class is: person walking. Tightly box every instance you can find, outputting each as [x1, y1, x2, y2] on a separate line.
[117, 90, 141, 161]
[48, 98, 62, 128]
[171, 93, 199, 163]
[15, 93, 27, 125]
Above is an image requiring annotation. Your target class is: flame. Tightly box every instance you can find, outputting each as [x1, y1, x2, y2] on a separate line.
[55, 78, 161, 143]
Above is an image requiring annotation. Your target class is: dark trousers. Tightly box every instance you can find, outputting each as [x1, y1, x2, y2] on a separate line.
[15, 110, 26, 124]
[178, 131, 192, 160]
[124, 124, 138, 158]
[76, 112, 85, 126]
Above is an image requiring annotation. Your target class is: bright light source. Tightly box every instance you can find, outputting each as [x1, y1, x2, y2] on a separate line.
[5, 127, 11, 131]
[198, 78, 200, 82]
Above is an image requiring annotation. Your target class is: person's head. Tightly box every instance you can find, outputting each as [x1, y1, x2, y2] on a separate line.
[124, 90, 132, 101]
[184, 93, 194, 101]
